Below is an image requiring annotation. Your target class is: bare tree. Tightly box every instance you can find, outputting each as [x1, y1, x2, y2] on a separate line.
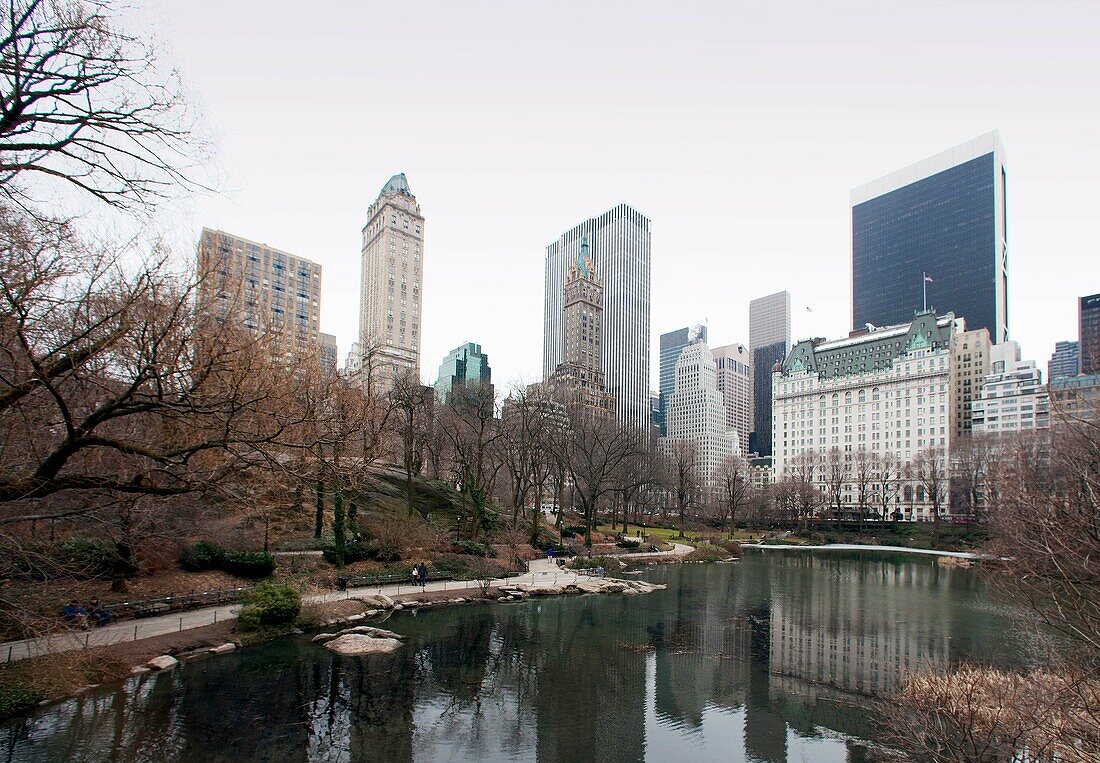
[912, 445, 949, 544]
[822, 447, 850, 520]
[437, 382, 503, 542]
[852, 447, 873, 531]
[786, 450, 821, 529]
[872, 451, 902, 521]
[390, 371, 434, 517]
[547, 397, 646, 547]
[665, 440, 701, 539]
[952, 432, 997, 520]
[715, 453, 750, 539]
[0, 0, 206, 212]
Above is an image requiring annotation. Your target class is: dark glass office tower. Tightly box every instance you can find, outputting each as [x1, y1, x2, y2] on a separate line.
[851, 132, 1008, 343]
[752, 341, 787, 457]
[1081, 293, 1100, 375]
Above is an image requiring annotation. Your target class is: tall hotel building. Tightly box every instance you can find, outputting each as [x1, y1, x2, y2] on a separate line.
[543, 204, 651, 433]
[197, 228, 322, 363]
[749, 290, 791, 456]
[851, 132, 1008, 344]
[773, 311, 963, 520]
[359, 173, 425, 384]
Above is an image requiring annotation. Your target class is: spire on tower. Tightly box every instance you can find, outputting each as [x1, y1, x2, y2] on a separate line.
[577, 235, 590, 279]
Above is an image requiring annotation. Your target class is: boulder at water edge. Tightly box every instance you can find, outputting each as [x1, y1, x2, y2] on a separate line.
[147, 655, 179, 671]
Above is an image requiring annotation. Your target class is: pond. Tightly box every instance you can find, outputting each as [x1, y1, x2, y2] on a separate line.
[0, 551, 1029, 762]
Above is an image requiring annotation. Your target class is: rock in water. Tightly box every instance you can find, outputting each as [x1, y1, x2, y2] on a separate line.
[323, 634, 402, 656]
[336, 625, 404, 640]
[210, 643, 236, 655]
[147, 655, 179, 671]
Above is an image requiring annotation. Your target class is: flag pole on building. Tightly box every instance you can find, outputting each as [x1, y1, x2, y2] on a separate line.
[922, 272, 933, 312]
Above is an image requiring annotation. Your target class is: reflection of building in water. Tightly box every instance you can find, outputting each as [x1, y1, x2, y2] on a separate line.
[652, 569, 753, 728]
[768, 555, 953, 696]
[532, 595, 647, 762]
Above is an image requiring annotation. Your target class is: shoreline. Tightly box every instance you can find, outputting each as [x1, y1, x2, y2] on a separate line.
[741, 543, 979, 559]
[0, 574, 664, 720]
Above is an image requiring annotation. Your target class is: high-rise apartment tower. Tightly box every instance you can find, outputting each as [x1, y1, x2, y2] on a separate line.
[543, 204, 651, 433]
[196, 228, 322, 364]
[851, 132, 1008, 343]
[359, 173, 425, 384]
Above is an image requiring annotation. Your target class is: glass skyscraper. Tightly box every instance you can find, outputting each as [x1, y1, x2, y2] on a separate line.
[1080, 293, 1100, 375]
[543, 204, 651, 434]
[434, 342, 492, 404]
[851, 132, 1008, 343]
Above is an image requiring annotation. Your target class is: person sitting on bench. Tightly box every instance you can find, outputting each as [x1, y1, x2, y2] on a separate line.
[88, 598, 113, 627]
[62, 601, 89, 630]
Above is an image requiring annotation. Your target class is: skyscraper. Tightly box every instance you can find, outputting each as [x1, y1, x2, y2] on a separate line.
[196, 228, 323, 364]
[712, 342, 752, 455]
[749, 291, 791, 457]
[657, 325, 706, 436]
[851, 132, 1008, 343]
[749, 291, 791, 352]
[1080, 293, 1100, 375]
[1048, 340, 1080, 382]
[543, 203, 651, 433]
[547, 238, 614, 414]
[359, 173, 425, 384]
[434, 342, 492, 405]
[661, 341, 739, 489]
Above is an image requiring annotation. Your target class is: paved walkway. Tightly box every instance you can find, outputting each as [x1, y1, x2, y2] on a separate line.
[0, 542, 694, 664]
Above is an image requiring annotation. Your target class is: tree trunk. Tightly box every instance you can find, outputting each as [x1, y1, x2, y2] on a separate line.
[530, 483, 543, 545]
[406, 454, 416, 517]
[332, 484, 345, 568]
[314, 473, 325, 538]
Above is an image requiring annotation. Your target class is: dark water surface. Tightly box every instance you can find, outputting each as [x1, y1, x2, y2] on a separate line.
[1, 551, 1029, 762]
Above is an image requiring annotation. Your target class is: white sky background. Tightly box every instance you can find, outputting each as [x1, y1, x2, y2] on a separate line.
[143, 0, 1100, 388]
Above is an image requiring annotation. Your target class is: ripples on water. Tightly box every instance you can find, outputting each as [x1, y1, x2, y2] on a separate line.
[0, 551, 1029, 762]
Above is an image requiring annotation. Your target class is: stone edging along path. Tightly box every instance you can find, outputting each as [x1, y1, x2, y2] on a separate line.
[742, 542, 978, 558]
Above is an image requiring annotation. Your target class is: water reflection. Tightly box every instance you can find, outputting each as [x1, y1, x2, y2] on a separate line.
[0, 552, 1024, 762]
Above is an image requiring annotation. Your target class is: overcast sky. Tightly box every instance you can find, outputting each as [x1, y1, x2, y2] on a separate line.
[145, 0, 1100, 389]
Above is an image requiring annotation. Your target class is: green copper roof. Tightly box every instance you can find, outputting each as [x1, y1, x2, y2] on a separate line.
[577, 235, 590, 278]
[380, 172, 412, 196]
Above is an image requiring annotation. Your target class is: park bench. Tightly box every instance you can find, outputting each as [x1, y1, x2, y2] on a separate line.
[338, 570, 454, 590]
[103, 587, 251, 620]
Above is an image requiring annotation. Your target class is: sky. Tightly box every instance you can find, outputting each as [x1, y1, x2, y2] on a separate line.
[141, 0, 1100, 389]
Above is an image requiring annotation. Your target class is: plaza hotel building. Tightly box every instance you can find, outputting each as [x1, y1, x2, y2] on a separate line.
[772, 311, 962, 520]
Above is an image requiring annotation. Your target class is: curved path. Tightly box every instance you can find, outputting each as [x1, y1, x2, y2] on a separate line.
[0, 563, 584, 664]
[2, 542, 698, 664]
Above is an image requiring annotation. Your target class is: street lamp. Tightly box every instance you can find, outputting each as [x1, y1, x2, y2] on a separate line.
[455, 515, 463, 543]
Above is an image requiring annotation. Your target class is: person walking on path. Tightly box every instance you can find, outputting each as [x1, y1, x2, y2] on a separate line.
[417, 562, 428, 589]
[546, 547, 554, 562]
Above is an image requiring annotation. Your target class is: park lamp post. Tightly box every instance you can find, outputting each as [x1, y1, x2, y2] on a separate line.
[455, 515, 463, 544]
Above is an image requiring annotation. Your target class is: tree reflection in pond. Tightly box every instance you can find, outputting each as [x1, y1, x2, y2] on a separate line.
[1, 553, 1030, 762]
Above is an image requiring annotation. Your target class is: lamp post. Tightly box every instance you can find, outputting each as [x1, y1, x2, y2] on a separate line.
[455, 515, 463, 544]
